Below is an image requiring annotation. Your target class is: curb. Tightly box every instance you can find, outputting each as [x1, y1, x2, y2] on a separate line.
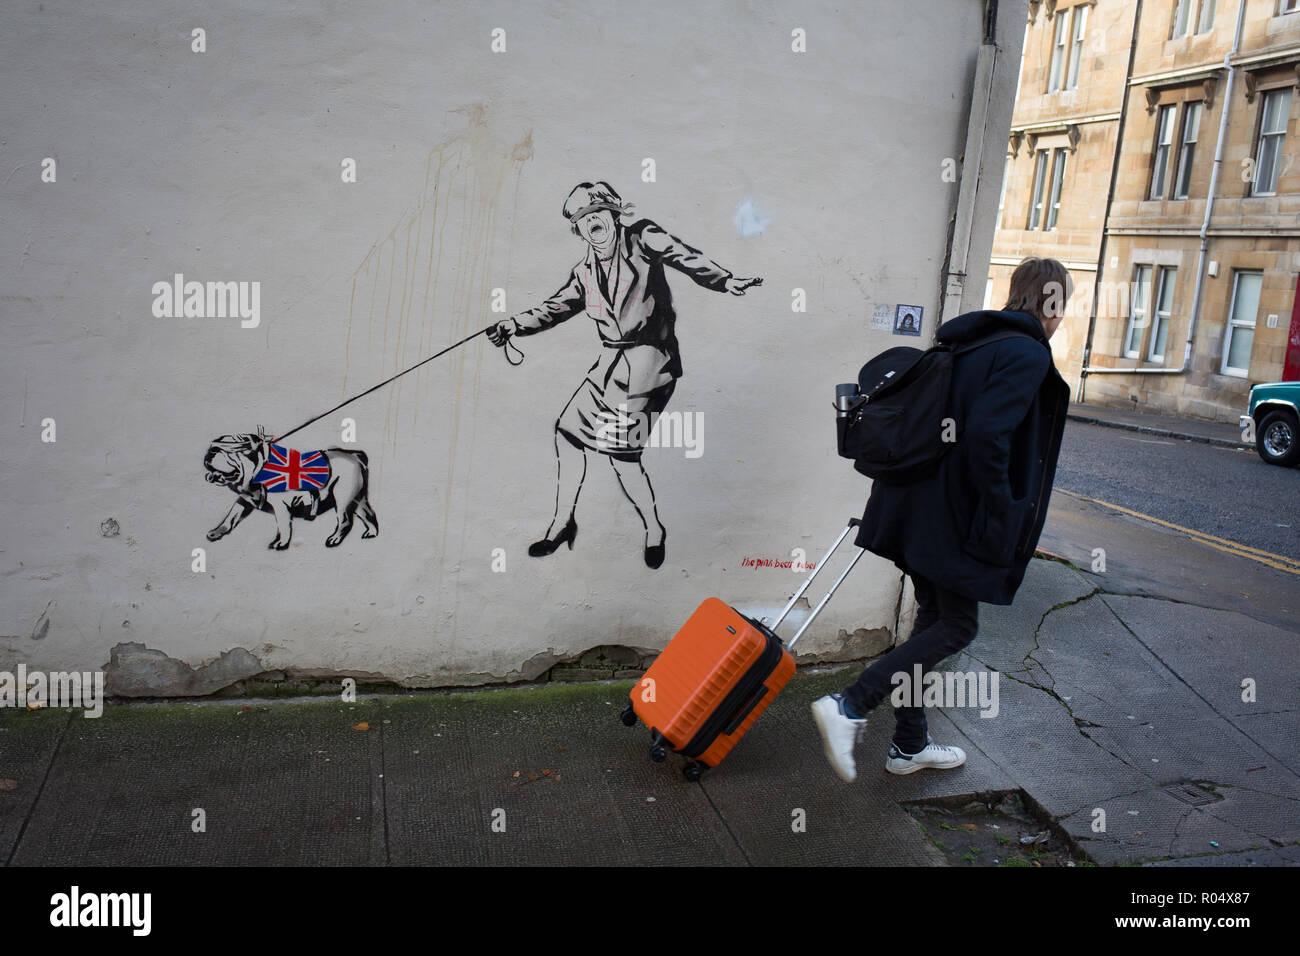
[1066, 412, 1249, 450]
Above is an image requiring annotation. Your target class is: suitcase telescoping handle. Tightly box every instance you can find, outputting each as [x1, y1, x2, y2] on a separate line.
[769, 519, 868, 651]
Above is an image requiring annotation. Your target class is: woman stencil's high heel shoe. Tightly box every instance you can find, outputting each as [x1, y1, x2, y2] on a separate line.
[528, 516, 577, 557]
[643, 526, 666, 569]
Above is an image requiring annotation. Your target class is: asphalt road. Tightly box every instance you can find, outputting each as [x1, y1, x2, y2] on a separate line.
[1054, 421, 1300, 561]
[1040, 420, 1300, 634]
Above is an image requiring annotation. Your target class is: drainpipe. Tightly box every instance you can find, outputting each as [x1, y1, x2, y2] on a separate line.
[1077, 0, 1143, 400]
[940, 4, 1000, 324]
[1079, 0, 1248, 386]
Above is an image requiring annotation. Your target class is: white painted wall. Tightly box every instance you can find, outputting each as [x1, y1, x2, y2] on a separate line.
[0, 1, 1026, 692]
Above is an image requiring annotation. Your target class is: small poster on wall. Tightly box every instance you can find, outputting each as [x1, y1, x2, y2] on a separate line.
[894, 304, 923, 336]
[870, 304, 893, 331]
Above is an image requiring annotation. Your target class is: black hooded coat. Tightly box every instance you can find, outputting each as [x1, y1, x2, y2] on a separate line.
[854, 309, 1070, 605]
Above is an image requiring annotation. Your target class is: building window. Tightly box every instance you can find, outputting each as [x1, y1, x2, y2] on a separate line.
[1048, 11, 1070, 92]
[1026, 147, 1068, 229]
[1172, 0, 1216, 36]
[1149, 266, 1177, 362]
[1252, 87, 1292, 196]
[1222, 271, 1262, 376]
[1150, 104, 1177, 199]
[1067, 5, 1088, 90]
[1047, 5, 1088, 93]
[1125, 265, 1153, 358]
[1279, 0, 1298, 16]
[1045, 149, 1067, 229]
[1173, 102, 1203, 199]
[1197, 0, 1217, 32]
[1027, 150, 1049, 228]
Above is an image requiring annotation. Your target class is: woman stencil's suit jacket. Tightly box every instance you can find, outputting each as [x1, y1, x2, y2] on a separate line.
[508, 218, 733, 401]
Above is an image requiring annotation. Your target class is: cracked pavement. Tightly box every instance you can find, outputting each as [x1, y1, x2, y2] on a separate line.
[944, 559, 1300, 866]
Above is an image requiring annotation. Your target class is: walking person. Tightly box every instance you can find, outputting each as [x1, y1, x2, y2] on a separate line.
[812, 257, 1073, 781]
[488, 181, 761, 568]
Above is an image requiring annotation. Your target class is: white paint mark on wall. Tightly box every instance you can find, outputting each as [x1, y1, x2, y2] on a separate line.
[733, 199, 771, 237]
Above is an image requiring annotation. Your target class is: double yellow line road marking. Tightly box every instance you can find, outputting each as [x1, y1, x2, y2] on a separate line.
[1056, 488, 1300, 576]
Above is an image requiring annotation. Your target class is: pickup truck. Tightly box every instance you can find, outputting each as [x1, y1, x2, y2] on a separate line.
[1241, 381, 1300, 467]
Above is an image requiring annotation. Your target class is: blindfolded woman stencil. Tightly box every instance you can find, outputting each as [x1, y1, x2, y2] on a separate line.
[488, 182, 762, 568]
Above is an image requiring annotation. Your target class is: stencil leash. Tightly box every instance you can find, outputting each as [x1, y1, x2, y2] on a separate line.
[273, 326, 522, 444]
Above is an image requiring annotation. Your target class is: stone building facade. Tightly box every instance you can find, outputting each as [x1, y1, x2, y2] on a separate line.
[987, 0, 1300, 421]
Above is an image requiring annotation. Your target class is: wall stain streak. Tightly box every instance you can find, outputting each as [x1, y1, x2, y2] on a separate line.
[340, 108, 532, 611]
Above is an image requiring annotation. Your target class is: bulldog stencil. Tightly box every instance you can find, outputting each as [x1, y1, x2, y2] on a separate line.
[203, 431, 378, 549]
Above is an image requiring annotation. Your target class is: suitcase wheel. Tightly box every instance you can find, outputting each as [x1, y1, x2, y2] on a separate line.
[682, 761, 704, 783]
[619, 702, 637, 727]
[649, 744, 667, 763]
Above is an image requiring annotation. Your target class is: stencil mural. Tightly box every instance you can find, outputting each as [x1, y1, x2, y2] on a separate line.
[204, 430, 378, 549]
[488, 182, 762, 569]
[202, 170, 757, 567]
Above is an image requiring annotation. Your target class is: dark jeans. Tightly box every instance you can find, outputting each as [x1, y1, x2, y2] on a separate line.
[842, 572, 979, 753]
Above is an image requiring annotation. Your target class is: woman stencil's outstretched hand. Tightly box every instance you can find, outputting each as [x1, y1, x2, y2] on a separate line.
[726, 276, 763, 296]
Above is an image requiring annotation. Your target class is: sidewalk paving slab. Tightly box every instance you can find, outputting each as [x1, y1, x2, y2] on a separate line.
[0, 708, 70, 865]
[687, 670, 1010, 866]
[381, 687, 746, 866]
[955, 568, 1300, 865]
[1143, 845, 1300, 866]
[1068, 402, 1247, 447]
[10, 700, 387, 866]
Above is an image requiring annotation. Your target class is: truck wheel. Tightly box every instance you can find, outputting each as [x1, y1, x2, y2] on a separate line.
[1257, 410, 1300, 467]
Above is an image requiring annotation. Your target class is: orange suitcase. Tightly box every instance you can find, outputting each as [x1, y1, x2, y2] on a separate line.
[621, 520, 867, 780]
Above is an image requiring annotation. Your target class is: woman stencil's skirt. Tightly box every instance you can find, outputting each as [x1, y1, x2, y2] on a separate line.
[556, 348, 676, 461]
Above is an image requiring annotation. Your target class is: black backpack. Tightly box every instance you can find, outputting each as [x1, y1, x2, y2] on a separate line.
[836, 331, 1031, 483]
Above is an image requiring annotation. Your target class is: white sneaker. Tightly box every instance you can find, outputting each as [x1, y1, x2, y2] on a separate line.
[811, 694, 868, 783]
[885, 739, 967, 775]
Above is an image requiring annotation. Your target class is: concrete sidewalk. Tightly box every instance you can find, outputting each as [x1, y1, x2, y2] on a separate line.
[1068, 402, 1248, 448]
[2, 559, 1297, 866]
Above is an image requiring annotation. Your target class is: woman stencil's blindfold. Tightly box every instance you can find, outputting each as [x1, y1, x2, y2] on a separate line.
[562, 181, 636, 222]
